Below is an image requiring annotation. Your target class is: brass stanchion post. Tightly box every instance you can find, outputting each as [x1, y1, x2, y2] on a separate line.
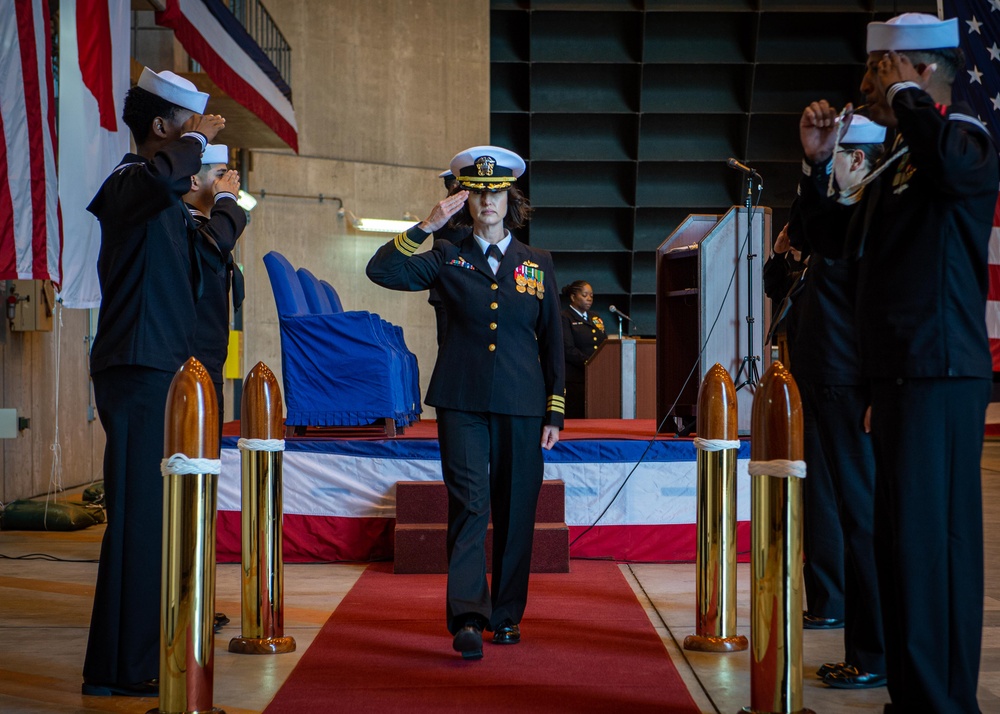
[153, 358, 223, 714]
[742, 361, 811, 714]
[684, 363, 747, 652]
[229, 362, 296, 655]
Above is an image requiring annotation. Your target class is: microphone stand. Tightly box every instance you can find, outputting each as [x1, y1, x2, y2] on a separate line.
[617, 314, 624, 340]
[734, 171, 760, 392]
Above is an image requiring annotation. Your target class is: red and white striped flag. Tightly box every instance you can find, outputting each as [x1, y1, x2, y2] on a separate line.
[989, 202, 1000, 369]
[0, 0, 61, 285]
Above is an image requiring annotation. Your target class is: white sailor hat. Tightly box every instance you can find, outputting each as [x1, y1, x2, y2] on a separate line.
[201, 144, 229, 165]
[137, 67, 209, 113]
[867, 13, 959, 53]
[438, 169, 453, 178]
[841, 116, 886, 145]
[449, 145, 525, 192]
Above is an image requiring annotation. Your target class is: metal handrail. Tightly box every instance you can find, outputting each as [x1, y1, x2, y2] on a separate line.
[229, 0, 292, 93]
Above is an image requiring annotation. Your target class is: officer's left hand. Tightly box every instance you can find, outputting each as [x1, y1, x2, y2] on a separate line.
[541, 425, 559, 450]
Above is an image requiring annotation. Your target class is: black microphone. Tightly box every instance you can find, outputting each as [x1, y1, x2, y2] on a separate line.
[726, 157, 759, 176]
[608, 305, 633, 322]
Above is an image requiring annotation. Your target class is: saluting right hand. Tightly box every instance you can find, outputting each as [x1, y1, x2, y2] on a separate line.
[183, 113, 226, 142]
[420, 190, 469, 233]
[773, 223, 791, 254]
[213, 169, 240, 197]
[800, 100, 846, 164]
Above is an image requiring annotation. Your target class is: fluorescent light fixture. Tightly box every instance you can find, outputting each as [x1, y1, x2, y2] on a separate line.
[237, 190, 258, 211]
[340, 209, 417, 234]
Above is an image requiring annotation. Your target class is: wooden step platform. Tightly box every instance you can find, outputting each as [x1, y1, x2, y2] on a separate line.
[394, 480, 569, 574]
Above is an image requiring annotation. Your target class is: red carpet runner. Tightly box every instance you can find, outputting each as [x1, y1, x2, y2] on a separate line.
[264, 560, 700, 713]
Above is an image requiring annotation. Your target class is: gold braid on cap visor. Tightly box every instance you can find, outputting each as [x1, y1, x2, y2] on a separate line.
[457, 176, 515, 192]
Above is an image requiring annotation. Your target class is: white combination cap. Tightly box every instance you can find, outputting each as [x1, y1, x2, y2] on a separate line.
[201, 144, 229, 165]
[841, 116, 887, 145]
[137, 67, 209, 113]
[867, 13, 959, 53]
[449, 145, 525, 192]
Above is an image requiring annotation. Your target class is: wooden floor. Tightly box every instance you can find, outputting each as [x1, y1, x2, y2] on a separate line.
[2, 443, 1000, 713]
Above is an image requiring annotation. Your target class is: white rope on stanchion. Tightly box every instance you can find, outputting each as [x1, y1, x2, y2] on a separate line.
[693, 437, 741, 452]
[44, 301, 65, 530]
[748, 459, 807, 479]
[237, 438, 285, 452]
[161, 453, 222, 476]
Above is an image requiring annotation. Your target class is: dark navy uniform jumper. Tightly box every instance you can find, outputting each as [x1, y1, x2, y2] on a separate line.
[368, 226, 565, 632]
[799, 88, 998, 712]
[187, 198, 247, 434]
[84, 135, 205, 686]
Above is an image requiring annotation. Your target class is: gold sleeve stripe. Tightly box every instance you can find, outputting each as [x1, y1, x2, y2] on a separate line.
[547, 395, 566, 413]
[393, 231, 421, 256]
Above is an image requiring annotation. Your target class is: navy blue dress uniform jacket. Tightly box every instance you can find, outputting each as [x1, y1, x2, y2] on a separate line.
[798, 94, 998, 380]
[88, 137, 205, 376]
[367, 226, 565, 428]
[561, 308, 606, 385]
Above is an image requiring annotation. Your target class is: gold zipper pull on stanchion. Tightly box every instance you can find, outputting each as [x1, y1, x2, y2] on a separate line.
[229, 362, 296, 655]
[153, 357, 224, 714]
[742, 361, 812, 714]
[684, 363, 747, 653]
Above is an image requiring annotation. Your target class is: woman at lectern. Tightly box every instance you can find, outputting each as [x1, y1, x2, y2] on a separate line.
[366, 145, 564, 661]
[560, 280, 607, 419]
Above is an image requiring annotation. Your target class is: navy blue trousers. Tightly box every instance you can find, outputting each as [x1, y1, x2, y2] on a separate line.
[84, 366, 174, 686]
[437, 408, 544, 634]
[800, 381, 883, 673]
[870, 377, 988, 713]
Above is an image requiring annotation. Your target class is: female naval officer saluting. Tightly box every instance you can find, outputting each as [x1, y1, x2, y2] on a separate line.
[367, 145, 565, 660]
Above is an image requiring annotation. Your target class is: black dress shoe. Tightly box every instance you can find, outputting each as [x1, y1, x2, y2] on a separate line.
[817, 661, 849, 677]
[824, 665, 887, 689]
[214, 611, 230, 634]
[81, 679, 159, 697]
[452, 622, 483, 660]
[803, 613, 845, 629]
[492, 620, 520, 645]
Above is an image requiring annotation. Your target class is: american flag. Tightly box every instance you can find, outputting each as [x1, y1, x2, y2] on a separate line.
[57, 0, 129, 309]
[942, 1, 1000, 369]
[0, 0, 61, 284]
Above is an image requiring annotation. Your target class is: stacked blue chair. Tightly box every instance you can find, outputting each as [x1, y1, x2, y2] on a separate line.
[297, 266, 421, 421]
[262, 252, 420, 433]
[319, 279, 345, 313]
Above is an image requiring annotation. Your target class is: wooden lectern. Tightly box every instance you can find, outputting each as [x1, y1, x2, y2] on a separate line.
[583, 337, 656, 419]
[655, 207, 771, 434]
